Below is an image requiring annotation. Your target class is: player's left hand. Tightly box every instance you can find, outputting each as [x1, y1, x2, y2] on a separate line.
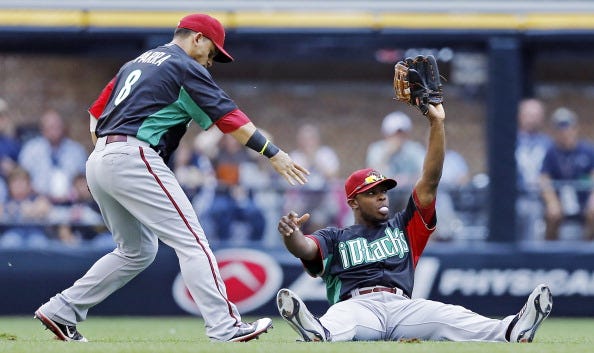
[425, 103, 445, 123]
[269, 150, 310, 186]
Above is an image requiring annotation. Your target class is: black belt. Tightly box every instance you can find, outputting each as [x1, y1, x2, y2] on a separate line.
[105, 135, 128, 144]
[343, 286, 410, 300]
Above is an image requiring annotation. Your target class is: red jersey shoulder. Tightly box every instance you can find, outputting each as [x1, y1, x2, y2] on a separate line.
[88, 78, 116, 119]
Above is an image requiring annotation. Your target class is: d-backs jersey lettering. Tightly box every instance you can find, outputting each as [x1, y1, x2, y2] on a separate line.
[303, 193, 436, 304]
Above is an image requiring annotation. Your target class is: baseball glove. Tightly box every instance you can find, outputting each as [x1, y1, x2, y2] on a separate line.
[393, 55, 443, 115]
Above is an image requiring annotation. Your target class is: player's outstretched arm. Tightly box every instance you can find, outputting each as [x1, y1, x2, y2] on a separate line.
[414, 103, 445, 208]
[393, 55, 445, 207]
[278, 212, 319, 261]
[229, 122, 309, 185]
[268, 150, 310, 186]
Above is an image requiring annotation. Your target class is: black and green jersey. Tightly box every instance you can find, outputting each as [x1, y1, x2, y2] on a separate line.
[95, 43, 237, 161]
[302, 194, 436, 305]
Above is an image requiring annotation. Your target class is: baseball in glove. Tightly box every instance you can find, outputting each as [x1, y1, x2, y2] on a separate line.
[393, 55, 443, 115]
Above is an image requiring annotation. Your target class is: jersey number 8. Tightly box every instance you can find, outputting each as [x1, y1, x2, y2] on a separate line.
[114, 70, 142, 106]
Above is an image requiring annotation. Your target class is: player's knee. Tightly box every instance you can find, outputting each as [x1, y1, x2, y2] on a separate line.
[135, 240, 159, 267]
[114, 246, 157, 270]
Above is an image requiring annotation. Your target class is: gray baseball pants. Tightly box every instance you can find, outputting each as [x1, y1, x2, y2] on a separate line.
[38, 136, 241, 341]
[321, 291, 515, 341]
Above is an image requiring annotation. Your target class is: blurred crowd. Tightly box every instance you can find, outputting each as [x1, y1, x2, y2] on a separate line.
[0, 95, 592, 250]
[515, 99, 594, 242]
[0, 101, 110, 249]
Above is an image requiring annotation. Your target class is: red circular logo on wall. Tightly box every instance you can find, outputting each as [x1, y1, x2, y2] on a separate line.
[172, 248, 283, 315]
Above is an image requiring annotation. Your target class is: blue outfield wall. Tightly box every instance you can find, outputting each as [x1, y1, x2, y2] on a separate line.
[2, 243, 593, 318]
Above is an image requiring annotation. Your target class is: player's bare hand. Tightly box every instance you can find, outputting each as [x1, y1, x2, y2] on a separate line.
[425, 103, 445, 123]
[269, 150, 310, 186]
[278, 211, 310, 237]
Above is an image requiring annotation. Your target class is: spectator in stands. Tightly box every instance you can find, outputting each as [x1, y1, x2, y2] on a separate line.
[515, 98, 553, 241]
[0, 98, 21, 180]
[540, 107, 594, 241]
[49, 173, 109, 248]
[237, 129, 285, 246]
[18, 108, 87, 203]
[186, 131, 222, 219]
[201, 134, 267, 243]
[0, 167, 52, 248]
[442, 150, 471, 187]
[0, 177, 7, 209]
[434, 149, 471, 241]
[366, 111, 425, 210]
[285, 123, 344, 234]
[173, 139, 216, 200]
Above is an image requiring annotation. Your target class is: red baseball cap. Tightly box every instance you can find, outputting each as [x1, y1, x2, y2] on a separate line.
[177, 14, 233, 63]
[345, 168, 397, 199]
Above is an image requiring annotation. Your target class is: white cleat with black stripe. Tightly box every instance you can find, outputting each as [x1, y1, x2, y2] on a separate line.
[277, 288, 329, 342]
[228, 318, 273, 342]
[508, 284, 553, 343]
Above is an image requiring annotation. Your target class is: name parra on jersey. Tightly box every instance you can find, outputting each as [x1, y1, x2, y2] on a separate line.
[133, 51, 172, 66]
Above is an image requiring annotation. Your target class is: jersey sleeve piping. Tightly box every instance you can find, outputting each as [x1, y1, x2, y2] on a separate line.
[300, 234, 325, 277]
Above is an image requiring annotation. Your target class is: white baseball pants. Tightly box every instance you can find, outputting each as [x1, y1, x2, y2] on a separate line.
[320, 291, 515, 341]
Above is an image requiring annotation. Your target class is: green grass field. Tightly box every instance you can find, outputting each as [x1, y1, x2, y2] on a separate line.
[0, 316, 592, 353]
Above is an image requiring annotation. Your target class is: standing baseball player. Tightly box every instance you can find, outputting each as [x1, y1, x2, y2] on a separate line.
[34, 13, 309, 343]
[275, 58, 552, 342]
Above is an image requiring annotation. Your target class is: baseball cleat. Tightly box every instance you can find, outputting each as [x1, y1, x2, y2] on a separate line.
[509, 284, 553, 343]
[228, 317, 273, 342]
[34, 309, 88, 342]
[276, 288, 329, 342]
